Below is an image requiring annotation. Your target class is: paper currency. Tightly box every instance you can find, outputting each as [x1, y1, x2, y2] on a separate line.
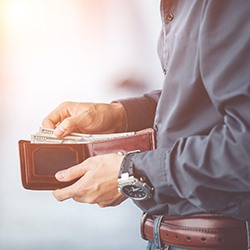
[39, 127, 88, 138]
[31, 127, 135, 144]
[31, 134, 90, 144]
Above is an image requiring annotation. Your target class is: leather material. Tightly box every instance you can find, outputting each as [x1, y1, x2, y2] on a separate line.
[18, 128, 155, 190]
[140, 213, 248, 249]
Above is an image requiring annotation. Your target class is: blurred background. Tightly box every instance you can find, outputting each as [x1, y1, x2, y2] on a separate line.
[0, 0, 163, 249]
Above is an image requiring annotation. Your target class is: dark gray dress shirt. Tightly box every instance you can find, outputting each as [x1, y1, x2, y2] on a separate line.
[116, 0, 250, 223]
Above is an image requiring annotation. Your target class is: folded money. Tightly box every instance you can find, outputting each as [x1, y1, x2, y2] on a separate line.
[31, 127, 135, 144]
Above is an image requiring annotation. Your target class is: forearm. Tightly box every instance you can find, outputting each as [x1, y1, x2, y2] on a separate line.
[130, 120, 250, 217]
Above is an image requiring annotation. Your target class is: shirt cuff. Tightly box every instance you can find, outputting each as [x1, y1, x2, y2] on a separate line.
[113, 96, 156, 132]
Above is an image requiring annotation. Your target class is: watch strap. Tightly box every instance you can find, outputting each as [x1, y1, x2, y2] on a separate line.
[118, 152, 136, 178]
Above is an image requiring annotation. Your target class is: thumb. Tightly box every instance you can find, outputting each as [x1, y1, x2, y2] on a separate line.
[55, 163, 86, 182]
[54, 117, 78, 137]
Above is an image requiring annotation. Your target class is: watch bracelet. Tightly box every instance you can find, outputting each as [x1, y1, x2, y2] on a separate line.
[118, 152, 137, 178]
[118, 151, 154, 198]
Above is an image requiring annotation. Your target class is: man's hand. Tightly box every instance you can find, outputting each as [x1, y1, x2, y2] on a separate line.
[52, 153, 127, 207]
[42, 102, 126, 137]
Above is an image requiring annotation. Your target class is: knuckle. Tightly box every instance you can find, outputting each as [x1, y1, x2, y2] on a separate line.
[98, 204, 106, 208]
[72, 185, 84, 198]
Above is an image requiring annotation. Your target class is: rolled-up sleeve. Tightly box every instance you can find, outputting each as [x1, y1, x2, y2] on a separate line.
[114, 90, 161, 132]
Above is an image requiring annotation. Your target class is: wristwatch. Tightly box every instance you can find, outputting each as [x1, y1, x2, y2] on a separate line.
[118, 152, 154, 201]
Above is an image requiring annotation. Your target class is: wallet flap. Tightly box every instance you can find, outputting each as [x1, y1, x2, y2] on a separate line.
[18, 140, 87, 190]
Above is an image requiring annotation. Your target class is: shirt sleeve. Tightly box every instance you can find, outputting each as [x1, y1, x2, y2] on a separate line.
[114, 90, 161, 132]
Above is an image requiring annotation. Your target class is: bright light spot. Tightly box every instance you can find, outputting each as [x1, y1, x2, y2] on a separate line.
[3, 0, 30, 25]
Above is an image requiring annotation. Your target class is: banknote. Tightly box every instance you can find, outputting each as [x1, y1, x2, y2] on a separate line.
[31, 127, 135, 144]
[39, 127, 89, 138]
[31, 134, 91, 144]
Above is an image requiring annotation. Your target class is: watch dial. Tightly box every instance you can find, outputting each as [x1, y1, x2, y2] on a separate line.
[122, 184, 147, 199]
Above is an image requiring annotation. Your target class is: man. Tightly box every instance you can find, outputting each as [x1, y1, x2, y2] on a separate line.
[42, 0, 250, 249]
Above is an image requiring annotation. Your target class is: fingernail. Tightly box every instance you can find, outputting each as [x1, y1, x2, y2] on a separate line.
[55, 170, 65, 180]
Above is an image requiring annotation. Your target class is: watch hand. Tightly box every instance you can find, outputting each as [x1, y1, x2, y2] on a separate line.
[131, 186, 141, 192]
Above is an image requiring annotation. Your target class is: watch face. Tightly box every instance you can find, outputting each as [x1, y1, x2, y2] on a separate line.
[121, 184, 149, 200]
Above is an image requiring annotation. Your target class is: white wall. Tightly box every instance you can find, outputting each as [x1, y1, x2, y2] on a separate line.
[0, 1, 163, 249]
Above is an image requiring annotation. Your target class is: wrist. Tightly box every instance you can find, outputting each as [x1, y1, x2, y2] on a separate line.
[118, 152, 154, 201]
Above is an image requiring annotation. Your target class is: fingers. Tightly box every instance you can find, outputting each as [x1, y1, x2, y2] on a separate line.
[53, 185, 76, 202]
[42, 102, 70, 130]
[42, 102, 125, 139]
[42, 117, 57, 129]
[53, 180, 93, 203]
[42, 102, 88, 137]
[53, 116, 79, 137]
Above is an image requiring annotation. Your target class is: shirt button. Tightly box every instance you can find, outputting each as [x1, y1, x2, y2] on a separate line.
[166, 13, 174, 22]
[154, 123, 159, 132]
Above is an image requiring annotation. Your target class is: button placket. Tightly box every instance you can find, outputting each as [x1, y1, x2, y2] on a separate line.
[160, 0, 176, 75]
[162, 11, 174, 75]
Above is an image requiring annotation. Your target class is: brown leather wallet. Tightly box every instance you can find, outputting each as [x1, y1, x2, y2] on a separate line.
[18, 128, 155, 190]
